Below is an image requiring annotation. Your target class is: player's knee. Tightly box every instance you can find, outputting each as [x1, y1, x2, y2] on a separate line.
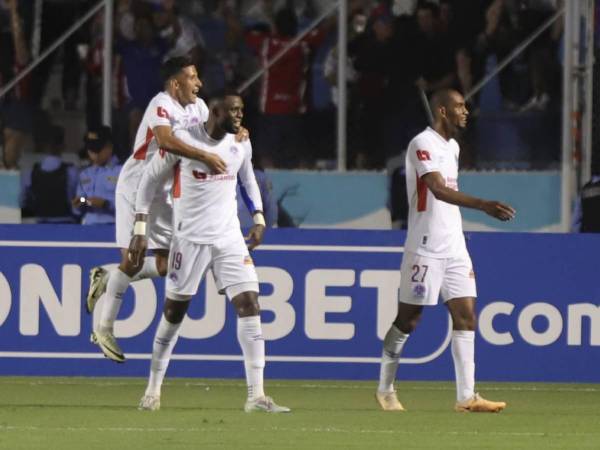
[453, 314, 476, 331]
[394, 317, 417, 334]
[119, 250, 142, 277]
[393, 310, 421, 334]
[163, 297, 190, 323]
[232, 292, 260, 317]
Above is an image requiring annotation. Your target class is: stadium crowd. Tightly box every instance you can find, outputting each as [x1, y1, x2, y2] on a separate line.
[0, 0, 567, 223]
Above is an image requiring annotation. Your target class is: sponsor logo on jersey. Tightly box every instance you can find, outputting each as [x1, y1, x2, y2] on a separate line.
[416, 149, 431, 161]
[192, 171, 235, 182]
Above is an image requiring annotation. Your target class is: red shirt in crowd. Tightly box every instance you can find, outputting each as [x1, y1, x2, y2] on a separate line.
[246, 29, 326, 115]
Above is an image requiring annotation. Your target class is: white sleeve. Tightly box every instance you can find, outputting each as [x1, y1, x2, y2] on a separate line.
[237, 140, 263, 214]
[409, 137, 440, 178]
[135, 151, 178, 214]
[147, 96, 173, 129]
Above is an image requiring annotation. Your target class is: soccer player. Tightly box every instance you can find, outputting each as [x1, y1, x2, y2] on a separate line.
[86, 56, 227, 363]
[375, 89, 516, 413]
[129, 92, 289, 413]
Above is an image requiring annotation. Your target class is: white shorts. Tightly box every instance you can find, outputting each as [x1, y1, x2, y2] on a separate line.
[166, 232, 258, 297]
[399, 251, 477, 306]
[115, 191, 172, 250]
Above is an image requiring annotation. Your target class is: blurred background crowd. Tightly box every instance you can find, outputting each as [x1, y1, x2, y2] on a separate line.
[0, 0, 581, 225]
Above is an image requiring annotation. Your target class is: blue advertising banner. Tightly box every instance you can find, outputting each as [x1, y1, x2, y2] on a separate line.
[0, 225, 598, 382]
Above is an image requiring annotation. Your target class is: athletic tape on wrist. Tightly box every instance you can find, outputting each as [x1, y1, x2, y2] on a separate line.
[133, 221, 147, 236]
[253, 212, 266, 226]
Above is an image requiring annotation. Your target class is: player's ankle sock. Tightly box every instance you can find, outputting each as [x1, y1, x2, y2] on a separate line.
[378, 325, 409, 393]
[131, 256, 160, 281]
[237, 315, 265, 401]
[451, 330, 475, 402]
[98, 269, 131, 334]
[145, 316, 181, 397]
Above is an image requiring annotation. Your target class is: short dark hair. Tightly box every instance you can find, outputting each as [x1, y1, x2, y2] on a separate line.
[207, 87, 242, 104]
[160, 56, 195, 84]
[430, 89, 460, 115]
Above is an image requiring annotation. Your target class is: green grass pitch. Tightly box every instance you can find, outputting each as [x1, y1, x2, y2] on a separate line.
[0, 377, 599, 450]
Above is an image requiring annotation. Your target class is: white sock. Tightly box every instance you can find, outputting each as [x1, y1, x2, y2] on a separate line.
[98, 269, 131, 334]
[451, 330, 475, 402]
[131, 256, 160, 281]
[378, 325, 409, 393]
[145, 317, 182, 397]
[237, 315, 265, 401]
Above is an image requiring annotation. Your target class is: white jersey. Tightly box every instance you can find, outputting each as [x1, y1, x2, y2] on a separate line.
[404, 127, 467, 258]
[116, 92, 209, 198]
[135, 125, 263, 244]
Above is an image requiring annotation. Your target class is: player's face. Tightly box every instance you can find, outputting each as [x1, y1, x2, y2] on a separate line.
[175, 65, 202, 106]
[220, 96, 244, 134]
[445, 92, 469, 129]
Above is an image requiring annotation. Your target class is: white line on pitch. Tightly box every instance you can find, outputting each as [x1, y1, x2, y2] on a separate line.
[2, 379, 598, 393]
[0, 241, 403, 253]
[0, 425, 597, 438]
[0, 352, 381, 363]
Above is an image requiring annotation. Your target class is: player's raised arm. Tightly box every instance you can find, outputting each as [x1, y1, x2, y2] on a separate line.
[153, 125, 226, 174]
[421, 171, 515, 221]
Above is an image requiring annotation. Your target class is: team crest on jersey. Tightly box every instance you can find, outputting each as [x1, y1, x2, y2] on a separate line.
[230, 146, 239, 154]
[413, 284, 426, 299]
[169, 272, 178, 282]
[243, 255, 254, 265]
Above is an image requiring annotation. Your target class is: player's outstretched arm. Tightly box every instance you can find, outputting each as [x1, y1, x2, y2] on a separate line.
[153, 125, 226, 174]
[422, 171, 516, 221]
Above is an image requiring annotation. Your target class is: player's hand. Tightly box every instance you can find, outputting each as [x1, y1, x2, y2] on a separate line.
[235, 126, 250, 142]
[72, 196, 86, 208]
[87, 197, 107, 209]
[203, 152, 227, 174]
[127, 234, 148, 269]
[482, 200, 516, 221]
[245, 224, 265, 250]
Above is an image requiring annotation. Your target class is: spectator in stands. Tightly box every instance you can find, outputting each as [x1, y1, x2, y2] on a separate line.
[244, 6, 331, 168]
[571, 168, 600, 233]
[195, 0, 249, 96]
[518, 0, 561, 112]
[413, 1, 457, 94]
[73, 126, 122, 225]
[21, 123, 78, 223]
[0, 0, 33, 170]
[115, 12, 171, 148]
[473, 0, 529, 110]
[153, 0, 206, 61]
[345, 4, 395, 168]
[81, 8, 108, 131]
